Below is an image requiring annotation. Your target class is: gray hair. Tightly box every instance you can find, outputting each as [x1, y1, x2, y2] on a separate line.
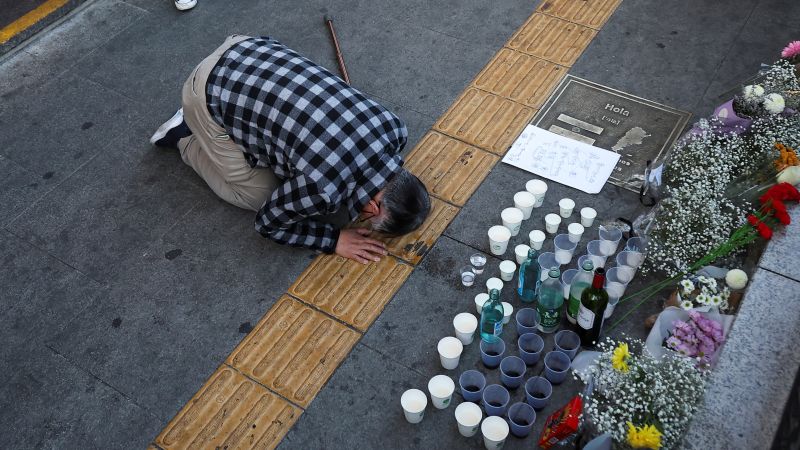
[375, 169, 431, 236]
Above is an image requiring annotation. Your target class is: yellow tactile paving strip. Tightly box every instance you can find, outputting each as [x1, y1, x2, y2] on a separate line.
[404, 131, 499, 206]
[155, 366, 301, 450]
[152, 1, 621, 447]
[227, 296, 360, 408]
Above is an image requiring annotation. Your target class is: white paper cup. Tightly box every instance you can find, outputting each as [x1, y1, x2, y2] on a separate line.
[529, 230, 546, 250]
[567, 223, 585, 243]
[502, 302, 513, 324]
[455, 401, 483, 437]
[454, 313, 478, 345]
[475, 293, 490, 314]
[499, 260, 516, 281]
[501, 207, 524, 237]
[558, 198, 575, 218]
[486, 277, 504, 294]
[580, 207, 597, 227]
[428, 375, 456, 409]
[488, 225, 512, 255]
[401, 389, 427, 423]
[513, 191, 536, 220]
[482, 416, 510, 450]
[545, 213, 561, 234]
[438, 337, 464, 370]
[514, 244, 531, 264]
[525, 179, 548, 208]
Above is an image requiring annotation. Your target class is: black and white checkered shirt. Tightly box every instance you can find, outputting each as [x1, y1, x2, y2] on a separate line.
[206, 37, 407, 253]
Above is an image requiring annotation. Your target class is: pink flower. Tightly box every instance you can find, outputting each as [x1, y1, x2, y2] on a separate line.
[782, 41, 800, 59]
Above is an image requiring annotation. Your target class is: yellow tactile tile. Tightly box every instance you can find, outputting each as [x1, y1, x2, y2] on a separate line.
[155, 366, 301, 450]
[405, 131, 499, 205]
[289, 255, 413, 331]
[537, 0, 622, 29]
[433, 88, 535, 156]
[472, 48, 567, 109]
[507, 13, 597, 66]
[227, 296, 360, 408]
[382, 196, 460, 264]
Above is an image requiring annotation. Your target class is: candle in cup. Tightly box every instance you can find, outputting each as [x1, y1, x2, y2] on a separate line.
[460, 266, 475, 286]
[470, 253, 487, 274]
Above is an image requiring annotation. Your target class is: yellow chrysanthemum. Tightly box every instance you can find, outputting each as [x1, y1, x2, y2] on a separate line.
[611, 343, 630, 373]
[626, 422, 662, 449]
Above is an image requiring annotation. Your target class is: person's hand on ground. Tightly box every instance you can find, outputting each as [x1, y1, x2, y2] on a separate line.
[335, 228, 387, 264]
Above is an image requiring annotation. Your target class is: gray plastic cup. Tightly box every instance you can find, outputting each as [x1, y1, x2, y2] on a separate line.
[537, 252, 560, 281]
[561, 268, 578, 299]
[607, 266, 633, 285]
[515, 308, 539, 335]
[499, 356, 526, 389]
[554, 330, 580, 360]
[625, 236, 646, 252]
[508, 402, 537, 438]
[482, 384, 510, 416]
[459, 370, 487, 402]
[524, 376, 552, 410]
[544, 351, 571, 384]
[598, 226, 623, 254]
[617, 250, 645, 269]
[517, 333, 544, 365]
[480, 339, 506, 369]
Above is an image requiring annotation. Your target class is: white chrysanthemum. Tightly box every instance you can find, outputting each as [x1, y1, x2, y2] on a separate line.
[695, 293, 710, 305]
[742, 84, 765, 100]
[764, 93, 786, 114]
[681, 300, 694, 310]
[680, 279, 695, 294]
[725, 269, 748, 290]
[710, 295, 722, 306]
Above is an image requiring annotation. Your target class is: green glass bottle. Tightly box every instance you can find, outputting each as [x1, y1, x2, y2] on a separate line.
[537, 267, 563, 333]
[567, 259, 594, 324]
[577, 268, 609, 347]
[480, 289, 504, 343]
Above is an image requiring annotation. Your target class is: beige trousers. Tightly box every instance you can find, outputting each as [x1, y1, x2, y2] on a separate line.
[178, 35, 280, 211]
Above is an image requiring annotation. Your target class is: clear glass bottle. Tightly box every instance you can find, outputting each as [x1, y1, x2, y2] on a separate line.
[567, 259, 594, 324]
[517, 248, 540, 303]
[480, 289, 504, 342]
[577, 268, 609, 347]
[537, 267, 563, 333]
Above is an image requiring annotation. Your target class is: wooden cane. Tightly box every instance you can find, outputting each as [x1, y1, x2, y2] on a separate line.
[324, 15, 351, 85]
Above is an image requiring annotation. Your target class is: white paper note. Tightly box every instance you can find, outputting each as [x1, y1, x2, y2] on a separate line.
[502, 125, 621, 194]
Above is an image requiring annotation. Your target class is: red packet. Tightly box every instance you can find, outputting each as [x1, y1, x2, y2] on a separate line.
[538, 395, 582, 449]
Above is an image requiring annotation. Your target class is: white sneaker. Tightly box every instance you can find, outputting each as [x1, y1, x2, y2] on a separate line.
[175, 0, 197, 11]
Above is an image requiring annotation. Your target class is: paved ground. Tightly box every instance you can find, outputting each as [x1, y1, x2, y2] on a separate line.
[1, 0, 798, 449]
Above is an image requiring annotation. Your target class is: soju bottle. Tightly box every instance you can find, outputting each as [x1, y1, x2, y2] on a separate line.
[577, 268, 609, 347]
[567, 259, 594, 324]
[537, 267, 563, 333]
[517, 248, 540, 303]
[480, 289, 504, 343]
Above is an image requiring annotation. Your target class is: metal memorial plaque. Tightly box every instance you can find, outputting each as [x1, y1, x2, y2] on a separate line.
[533, 75, 691, 192]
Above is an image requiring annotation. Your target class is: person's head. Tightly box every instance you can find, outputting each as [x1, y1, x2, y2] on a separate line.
[361, 169, 431, 236]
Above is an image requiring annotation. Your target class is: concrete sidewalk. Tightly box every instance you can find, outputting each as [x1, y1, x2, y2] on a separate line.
[1, 0, 798, 448]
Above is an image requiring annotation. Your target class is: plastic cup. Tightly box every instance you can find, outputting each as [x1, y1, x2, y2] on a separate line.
[501, 207, 524, 237]
[515, 308, 539, 335]
[401, 389, 427, 423]
[605, 279, 628, 299]
[455, 401, 483, 437]
[460, 266, 476, 287]
[481, 415, 510, 450]
[499, 260, 516, 282]
[617, 250, 645, 269]
[561, 269, 578, 300]
[508, 402, 536, 438]
[438, 337, 464, 370]
[607, 266, 633, 285]
[544, 213, 561, 234]
[580, 207, 597, 227]
[486, 277, 504, 294]
[587, 239, 611, 261]
[502, 302, 513, 324]
[470, 253, 488, 274]
[529, 230, 546, 250]
[428, 375, 455, 409]
[480, 339, 506, 369]
[544, 351, 571, 384]
[515, 244, 531, 265]
[525, 179, 548, 208]
[525, 376, 552, 410]
[537, 252, 560, 281]
[598, 225, 623, 254]
[500, 356, 526, 389]
[454, 313, 478, 345]
[488, 225, 512, 255]
[514, 191, 536, 220]
[625, 236, 646, 252]
[615, 264, 636, 283]
[567, 223, 585, 243]
[605, 294, 619, 319]
[558, 198, 575, 218]
[554, 234, 577, 265]
[554, 330, 580, 360]
[475, 293, 489, 313]
[482, 384, 510, 417]
[517, 332, 544, 365]
[459, 369, 486, 402]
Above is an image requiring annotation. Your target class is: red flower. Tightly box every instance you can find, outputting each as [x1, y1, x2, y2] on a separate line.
[762, 183, 800, 204]
[748, 214, 759, 226]
[772, 199, 791, 225]
[757, 222, 773, 239]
